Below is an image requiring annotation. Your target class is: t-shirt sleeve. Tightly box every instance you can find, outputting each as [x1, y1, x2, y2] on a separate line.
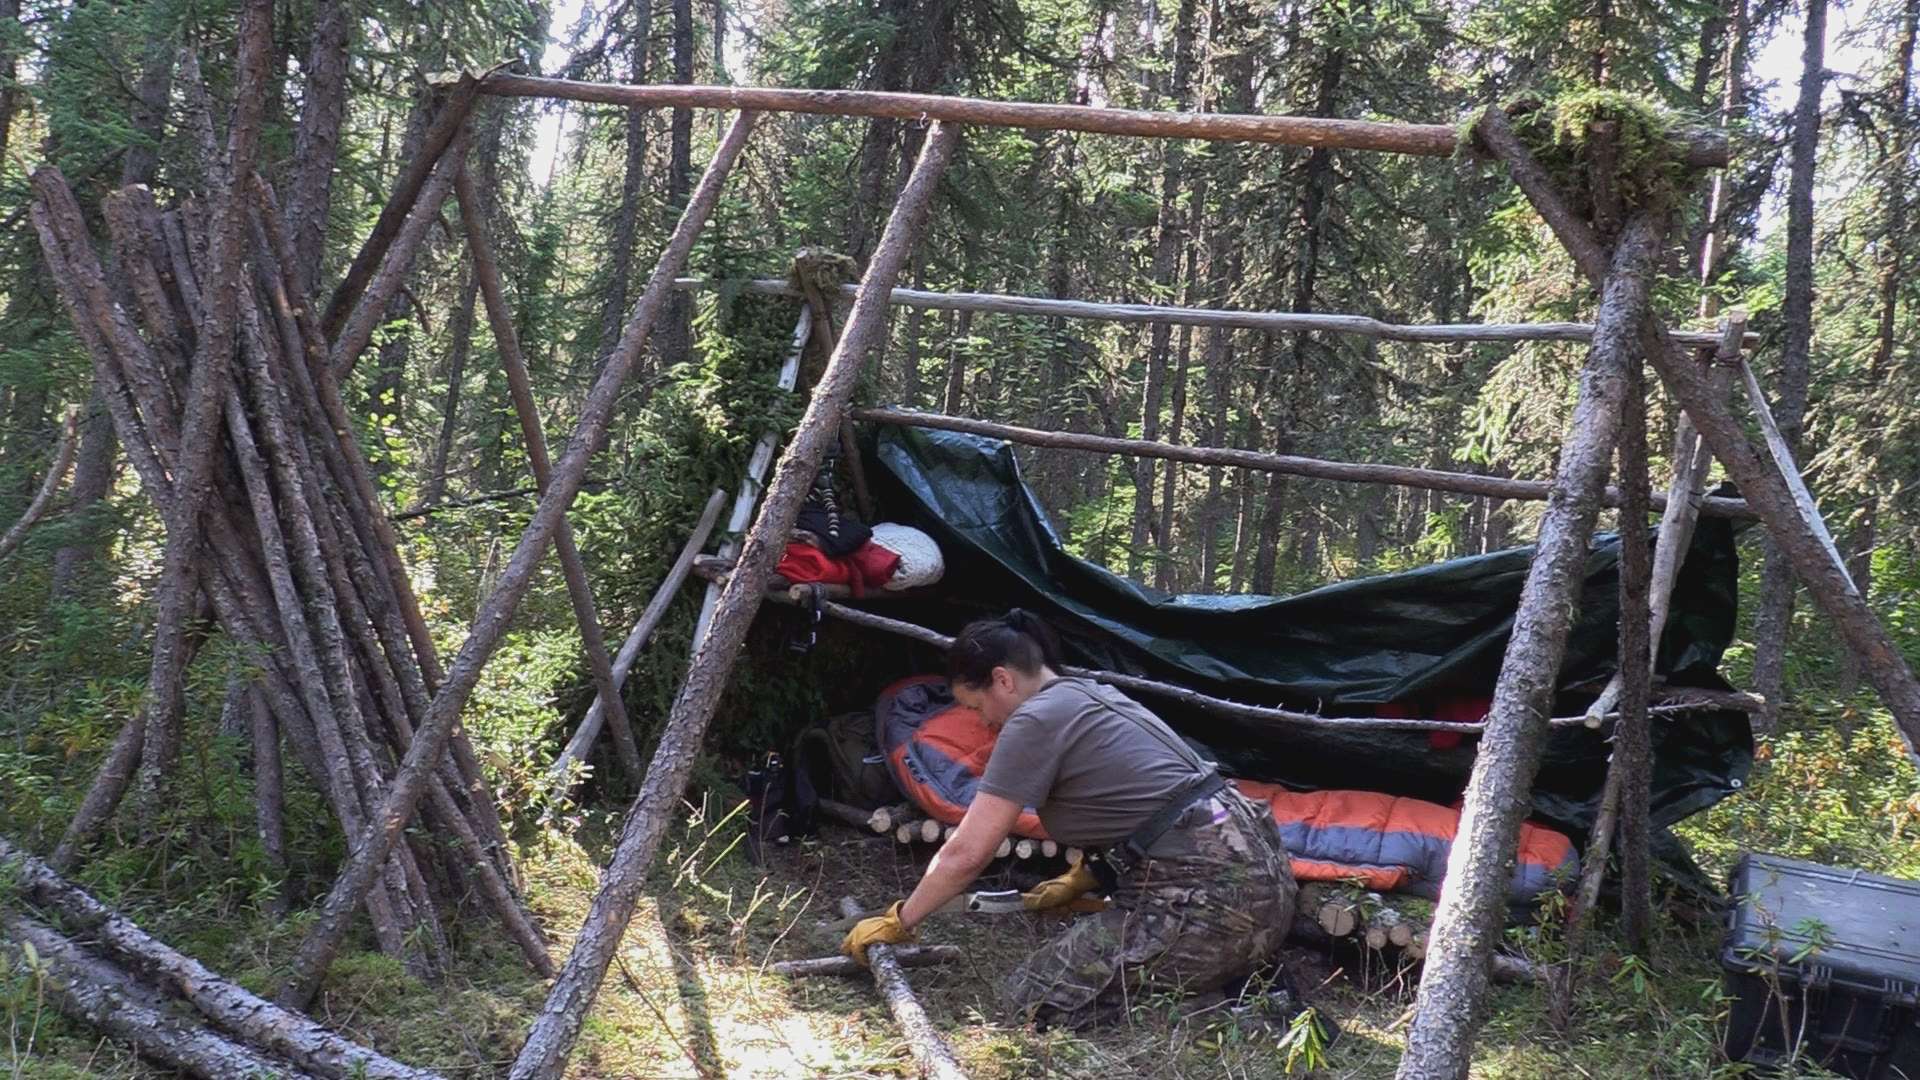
[978, 712, 1061, 809]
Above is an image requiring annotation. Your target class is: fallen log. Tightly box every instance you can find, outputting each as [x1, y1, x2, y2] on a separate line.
[772, 944, 962, 978]
[1, 912, 319, 1080]
[0, 837, 441, 1080]
[836, 897, 969, 1080]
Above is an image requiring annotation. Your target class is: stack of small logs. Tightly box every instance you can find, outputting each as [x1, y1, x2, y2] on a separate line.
[817, 799, 1076, 865]
[26, 144, 549, 986]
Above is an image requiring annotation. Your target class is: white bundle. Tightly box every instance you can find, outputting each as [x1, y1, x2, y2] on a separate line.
[870, 523, 944, 590]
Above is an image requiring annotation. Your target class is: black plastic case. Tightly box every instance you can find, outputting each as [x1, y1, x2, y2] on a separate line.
[1722, 852, 1920, 1078]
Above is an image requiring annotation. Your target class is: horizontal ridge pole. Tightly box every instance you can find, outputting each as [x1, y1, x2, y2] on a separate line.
[674, 278, 1745, 349]
[739, 588, 1741, 732]
[474, 75, 1727, 166]
[852, 408, 1755, 519]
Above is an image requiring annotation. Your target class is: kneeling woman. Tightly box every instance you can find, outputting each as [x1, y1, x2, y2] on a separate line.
[844, 610, 1298, 1027]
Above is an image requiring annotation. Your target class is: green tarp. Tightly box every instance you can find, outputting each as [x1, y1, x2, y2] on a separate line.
[861, 424, 1753, 842]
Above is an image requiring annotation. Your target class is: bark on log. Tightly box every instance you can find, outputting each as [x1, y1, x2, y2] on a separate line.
[685, 277, 1744, 350]
[132, 0, 275, 816]
[854, 408, 1752, 519]
[1615, 355, 1656, 953]
[0, 838, 442, 1080]
[833, 897, 969, 1080]
[1, 912, 316, 1080]
[1476, 105, 1920, 768]
[772, 945, 962, 977]
[330, 128, 470, 377]
[275, 111, 760, 1014]
[815, 798, 875, 831]
[473, 73, 1727, 165]
[1582, 313, 1744, 727]
[320, 75, 481, 338]
[0, 405, 78, 563]
[1398, 212, 1661, 1080]
[456, 166, 646, 785]
[505, 118, 950, 1080]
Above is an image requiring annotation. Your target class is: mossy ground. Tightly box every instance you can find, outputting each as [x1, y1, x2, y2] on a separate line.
[11, 704, 1911, 1078]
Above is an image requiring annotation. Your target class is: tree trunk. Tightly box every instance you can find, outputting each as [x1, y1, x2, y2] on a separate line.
[1155, 322, 1193, 590]
[597, 0, 654, 360]
[1750, 0, 1825, 728]
[0, 0, 17, 159]
[1129, 0, 1200, 581]
[1839, 0, 1916, 697]
[659, 0, 695, 370]
[424, 271, 479, 506]
[287, 0, 353, 299]
[1398, 213, 1660, 1080]
[943, 308, 971, 413]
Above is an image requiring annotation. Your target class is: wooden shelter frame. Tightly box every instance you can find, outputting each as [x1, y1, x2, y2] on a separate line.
[27, 61, 1920, 1080]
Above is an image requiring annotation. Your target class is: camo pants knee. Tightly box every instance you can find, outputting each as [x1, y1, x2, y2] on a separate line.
[1002, 788, 1298, 1029]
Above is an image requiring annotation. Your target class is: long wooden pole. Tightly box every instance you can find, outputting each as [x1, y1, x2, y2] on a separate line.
[505, 120, 961, 1080]
[274, 111, 760, 1011]
[1581, 313, 1746, 727]
[736, 582, 1736, 731]
[854, 408, 1753, 519]
[473, 73, 1728, 166]
[1474, 105, 1920, 768]
[320, 74, 481, 337]
[1399, 212, 1661, 1080]
[835, 897, 969, 1080]
[547, 487, 728, 793]
[330, 127, 471, 377]
[679, 277, 1744, 350]
[456, 166, 647, 784]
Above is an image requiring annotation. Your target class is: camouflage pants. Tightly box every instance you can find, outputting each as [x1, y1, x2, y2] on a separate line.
[1002, 787, 1298, 1029]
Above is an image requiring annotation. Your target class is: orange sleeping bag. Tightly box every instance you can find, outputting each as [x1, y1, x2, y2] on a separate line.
[876, 675, 1577, 904]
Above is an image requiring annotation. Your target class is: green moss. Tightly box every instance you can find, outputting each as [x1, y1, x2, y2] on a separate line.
[1461, 89, 1689, 223]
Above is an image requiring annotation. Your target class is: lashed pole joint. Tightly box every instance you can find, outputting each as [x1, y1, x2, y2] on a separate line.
[1474, 105, 1920, 766]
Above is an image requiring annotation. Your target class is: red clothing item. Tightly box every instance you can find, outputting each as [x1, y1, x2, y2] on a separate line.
[776, 541, 901, 597]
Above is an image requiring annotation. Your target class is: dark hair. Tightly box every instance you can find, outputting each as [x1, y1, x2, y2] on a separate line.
[947, 608, 1064, 688]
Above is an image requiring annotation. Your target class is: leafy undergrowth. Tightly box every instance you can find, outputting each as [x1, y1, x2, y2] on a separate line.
[8, 704, 1913, 1077]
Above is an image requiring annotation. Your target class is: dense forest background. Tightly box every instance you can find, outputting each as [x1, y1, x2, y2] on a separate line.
[1, 0, 1917, 1074]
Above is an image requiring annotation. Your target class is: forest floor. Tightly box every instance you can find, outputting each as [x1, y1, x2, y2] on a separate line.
[9, 704, 1914, 1077]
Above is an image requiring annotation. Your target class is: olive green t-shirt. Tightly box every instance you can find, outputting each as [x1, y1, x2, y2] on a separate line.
[976, 677, 1209, 849]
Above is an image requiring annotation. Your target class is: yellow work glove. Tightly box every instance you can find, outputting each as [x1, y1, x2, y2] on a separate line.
[842, 900, 914, 966]
[1022, 861, 1101, 911]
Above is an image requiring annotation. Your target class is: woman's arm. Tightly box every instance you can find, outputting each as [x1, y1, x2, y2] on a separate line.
[897, 793, 1022, 929]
